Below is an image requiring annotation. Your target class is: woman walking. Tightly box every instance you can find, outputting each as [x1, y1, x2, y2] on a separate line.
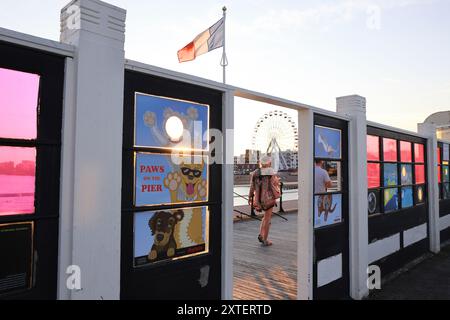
[248, 155, 281, 246]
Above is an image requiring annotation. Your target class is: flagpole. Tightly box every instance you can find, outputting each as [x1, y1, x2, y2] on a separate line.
[221, 6, 228, 84]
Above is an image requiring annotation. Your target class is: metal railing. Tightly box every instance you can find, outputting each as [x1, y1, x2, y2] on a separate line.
[233, 181, 288, 221]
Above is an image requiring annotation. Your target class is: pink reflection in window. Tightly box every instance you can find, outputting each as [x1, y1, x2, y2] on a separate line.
[383, 138, 397, 162]
[400, 141, 412, 163]
[437, 147, 441, 164]
[367, 163, 380, 188]
[367, 135, 379, 161]
[414, 144, 424, 163]
[0, 147, 36, 216]
[0, 68, 39, 140]
[438, 166, 441, 183]
[415, 165, 425, 184]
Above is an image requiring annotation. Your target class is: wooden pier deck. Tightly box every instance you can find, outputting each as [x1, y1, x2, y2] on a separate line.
[233, 212, 297, 300]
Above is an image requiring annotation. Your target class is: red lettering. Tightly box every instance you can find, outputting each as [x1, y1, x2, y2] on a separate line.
[141, 184, 163, 193]
[140, 166, 165, 173]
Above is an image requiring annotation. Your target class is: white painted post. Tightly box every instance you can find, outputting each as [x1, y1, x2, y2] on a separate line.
[222, 89, 234, 299]
[58, 56, 76, 300]
[336, 95, 369, 300]
[59, 0, 126, 299]
[417, 123, 440, 253]
[297, 109, 314, 300]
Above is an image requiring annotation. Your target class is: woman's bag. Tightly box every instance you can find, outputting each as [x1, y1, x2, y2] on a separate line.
[256, 171, 280, 211]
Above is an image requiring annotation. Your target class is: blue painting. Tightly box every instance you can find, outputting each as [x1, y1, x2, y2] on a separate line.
[314, 193, 342, 228]
[384, 188, 398, 212]
[314, 126, 341, 159]
[135, 93, 209, 150]
[401, 187, 413, 208]
[384, 163, 398, 187]
[135, 152, 208, 206]
[400, 164, 413, 185]
[133, 207, 208, 266]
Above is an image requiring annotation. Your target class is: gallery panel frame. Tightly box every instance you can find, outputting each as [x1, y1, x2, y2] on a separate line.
[0, 41, 65, 299]
[121, 69, 223, 299]
[313, 113, 350, 300]
[366, 126, 428, 217]
[366, 125, 430, 278]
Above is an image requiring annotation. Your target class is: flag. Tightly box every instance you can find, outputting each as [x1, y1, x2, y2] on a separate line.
[178, 17, 225, 63]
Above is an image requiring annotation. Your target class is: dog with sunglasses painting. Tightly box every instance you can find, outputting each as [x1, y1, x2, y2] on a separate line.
[163, 159, 207, 247]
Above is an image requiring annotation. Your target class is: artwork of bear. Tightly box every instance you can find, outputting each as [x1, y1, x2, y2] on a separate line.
[148, 210, 184, 261]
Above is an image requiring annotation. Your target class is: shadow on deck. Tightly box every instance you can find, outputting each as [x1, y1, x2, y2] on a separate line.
[233, 212, 298, 300]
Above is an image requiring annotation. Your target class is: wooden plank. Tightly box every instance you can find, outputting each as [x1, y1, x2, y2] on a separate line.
[233, 212, 298, 300]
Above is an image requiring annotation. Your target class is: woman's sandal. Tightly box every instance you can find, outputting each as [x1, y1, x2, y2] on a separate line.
[262, 240, 273, 246]
[258, 234, 264, 243]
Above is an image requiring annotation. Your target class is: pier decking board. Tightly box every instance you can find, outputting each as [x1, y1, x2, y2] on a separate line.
[233, 212, 297, 300]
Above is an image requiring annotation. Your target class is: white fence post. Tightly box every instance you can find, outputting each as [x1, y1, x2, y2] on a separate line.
[222, 89, 234, 299]
[297, 109, 314, 300]
[336, 95, 369, 300]
[59, 0, 126, 299]
[417, 123, 440, 253]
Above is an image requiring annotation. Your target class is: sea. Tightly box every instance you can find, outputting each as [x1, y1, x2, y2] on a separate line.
[0, 175, 35, 215]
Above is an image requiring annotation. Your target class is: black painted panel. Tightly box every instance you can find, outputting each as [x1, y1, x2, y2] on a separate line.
[313, 114, 349, 299]
[1, 219, 59, 300]
[369, 239, 428, 280]
[441, 227, 450, 243]
[0, 42, 64, 299]
[368, 205, 428, 242]
[121, 70, 223, 300]
[439, 199, 450, 217]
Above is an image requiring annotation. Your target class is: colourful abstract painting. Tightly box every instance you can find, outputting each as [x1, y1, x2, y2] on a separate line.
[400, 164, 413, 185]
[401, 187, 414, 208]
[384, 188, 398, 212]
[383, 163, 398, 187]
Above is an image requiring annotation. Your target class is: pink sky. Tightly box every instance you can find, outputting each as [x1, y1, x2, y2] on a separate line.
[0, 67, 40, 140]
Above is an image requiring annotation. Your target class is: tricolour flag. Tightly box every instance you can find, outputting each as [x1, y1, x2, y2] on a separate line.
[177, 17, 225, 63]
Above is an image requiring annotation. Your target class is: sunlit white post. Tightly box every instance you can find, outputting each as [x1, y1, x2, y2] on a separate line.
[336, 95, 369, 300]
[59, 0, 126, 299]
[297, 109, 314, 300]
[417, 122, 440, 253]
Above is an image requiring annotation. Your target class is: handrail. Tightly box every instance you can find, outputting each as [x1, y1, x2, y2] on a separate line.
[233, 188, 288, 221]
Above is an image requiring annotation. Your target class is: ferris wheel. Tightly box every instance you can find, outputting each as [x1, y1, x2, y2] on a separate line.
[251, 110, 298, 169]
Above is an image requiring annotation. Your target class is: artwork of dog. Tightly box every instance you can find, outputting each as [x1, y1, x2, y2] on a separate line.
[148, 210, 184, 261]
[163, 159, 206, 248]
[163, 159, 207, 202]
[317, 194, 337, 222]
